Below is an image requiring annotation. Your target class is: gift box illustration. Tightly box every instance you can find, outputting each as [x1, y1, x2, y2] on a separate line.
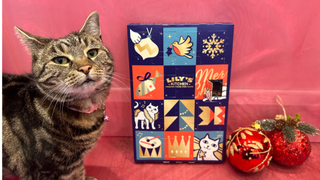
[128, 23, 234, 163]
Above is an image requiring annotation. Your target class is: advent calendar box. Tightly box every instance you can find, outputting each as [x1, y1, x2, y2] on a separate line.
[127, 24, 234, 163]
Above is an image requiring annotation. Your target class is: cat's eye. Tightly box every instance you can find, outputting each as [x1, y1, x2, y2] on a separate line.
[53, 57, 70, 64]
[212, 144, 217, 147]
[87, 49, 98, 58]
[204, 140, 208, 144]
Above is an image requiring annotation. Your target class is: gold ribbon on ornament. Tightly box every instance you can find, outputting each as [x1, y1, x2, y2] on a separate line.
[275, 95, 287, 121]
[274, 95, 300, 129]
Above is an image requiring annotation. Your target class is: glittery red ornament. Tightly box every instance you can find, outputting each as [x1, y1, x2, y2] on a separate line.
[226, 127, 272, 173]
[267, 129, 311, 166]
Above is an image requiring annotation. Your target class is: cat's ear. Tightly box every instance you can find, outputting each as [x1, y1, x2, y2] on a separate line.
[80, 11, 101, 39]
[15, 26, 51, 53]
[205, 133, 211, 139]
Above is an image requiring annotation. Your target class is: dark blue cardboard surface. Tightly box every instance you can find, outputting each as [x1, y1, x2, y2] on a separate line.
[128, 24, 234, 163]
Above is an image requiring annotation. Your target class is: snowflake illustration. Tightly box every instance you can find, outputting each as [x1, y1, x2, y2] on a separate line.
[202, 33, 225, 59]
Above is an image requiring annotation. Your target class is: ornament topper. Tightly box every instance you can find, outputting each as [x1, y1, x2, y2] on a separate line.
[256, 95, 319, 143]
[255, 95, 319, 166]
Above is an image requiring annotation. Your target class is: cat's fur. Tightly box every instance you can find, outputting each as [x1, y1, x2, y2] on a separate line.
[134, 102, 159, 130]
[197, 134, 220, 161]
[2, 12, 113, 180]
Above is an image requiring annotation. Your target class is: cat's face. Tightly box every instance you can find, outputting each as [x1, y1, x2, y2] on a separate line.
[146, 103, 158, 114]
[200, 134, 220, 152]
[15, 12, 113, 108]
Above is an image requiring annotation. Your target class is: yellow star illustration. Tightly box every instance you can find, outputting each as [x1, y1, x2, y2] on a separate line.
[199, 150, 206, 157]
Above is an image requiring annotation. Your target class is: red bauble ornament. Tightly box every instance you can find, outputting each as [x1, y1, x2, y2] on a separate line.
[267, 129, 311, 166]
[226, 127, 272, 173]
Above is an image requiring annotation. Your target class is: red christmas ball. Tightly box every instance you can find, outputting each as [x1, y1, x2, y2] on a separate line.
[226, 127, 272, 173]
[267, 129, 311, 166]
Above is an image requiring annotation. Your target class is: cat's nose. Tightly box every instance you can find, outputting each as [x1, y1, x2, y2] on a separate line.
[78, 65, 92, 74]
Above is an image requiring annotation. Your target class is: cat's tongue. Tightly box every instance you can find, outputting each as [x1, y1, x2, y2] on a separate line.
[67, 104, 98, 113]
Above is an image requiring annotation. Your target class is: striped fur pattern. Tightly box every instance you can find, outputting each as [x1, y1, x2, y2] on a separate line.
[3, 12, 113, 180]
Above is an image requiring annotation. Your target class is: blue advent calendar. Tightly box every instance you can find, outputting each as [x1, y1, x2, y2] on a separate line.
[127, 24, 234, 163]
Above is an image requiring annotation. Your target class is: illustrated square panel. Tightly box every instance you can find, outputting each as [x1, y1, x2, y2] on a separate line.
[195, 100, 226, 131]
[197, 31, 227, 64]
[193, 131, 224, 162]
[163, 27, 197, 65]
[164, 100, 195, 131]
[195, 65, 229, 101]
[128, 25, 163, 65]
[164, 66, 195, 99]
[132, 65, 164, 100]
[135, 131, 165, 161]
[164, 131, 194, 160]
[133, 100, 164, 131]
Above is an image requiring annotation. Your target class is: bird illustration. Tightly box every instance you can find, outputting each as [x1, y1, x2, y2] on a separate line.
[171, 36, 193, 59]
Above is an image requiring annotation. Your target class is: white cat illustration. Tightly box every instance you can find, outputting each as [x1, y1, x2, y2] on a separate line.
[134, 102, 159, 130]
[194, 134, 222, 161]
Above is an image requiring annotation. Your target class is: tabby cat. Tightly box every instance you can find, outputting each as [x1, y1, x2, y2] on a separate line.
[2, 12, 113, 180]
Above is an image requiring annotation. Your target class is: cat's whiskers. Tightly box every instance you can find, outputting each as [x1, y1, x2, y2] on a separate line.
[59, 87, 73, 120]
[91, 73, 104, 76]
[103, 77, 130, 101]
[104, 74, 131, 101]
[90, 72, 105, 80]
[39, 84, 64, 107]
[103, 74, 111, 78]
[106, 73, 130, 83]
[43, 84, 68, 125]
[112, 72, 129, 80]
[104, 75, 129, 89]
[51, 85, 71, 119]
[65, 81, 78, 89]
